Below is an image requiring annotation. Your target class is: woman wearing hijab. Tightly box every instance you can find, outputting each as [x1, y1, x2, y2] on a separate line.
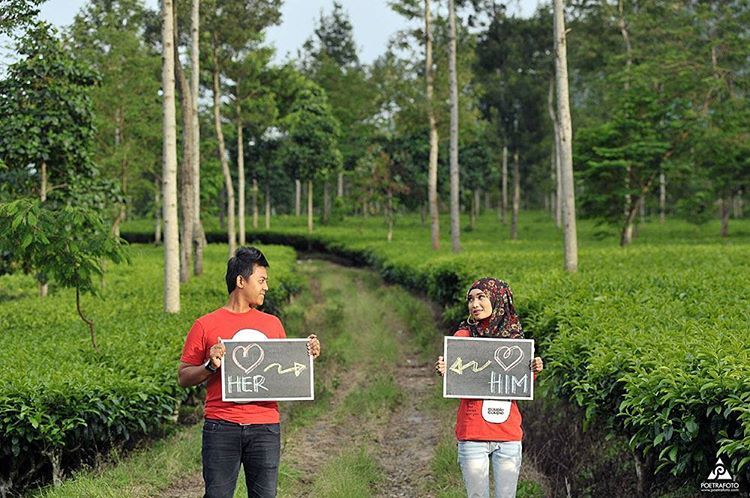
[436, 278, 544, 498]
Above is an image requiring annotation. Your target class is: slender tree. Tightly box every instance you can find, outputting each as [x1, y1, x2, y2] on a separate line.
[553, 0, 578, 271]
[448, 0, 461, 252]
[210, 37, 236, 255]
[190, 0, 205, 275]
[173, 1, 194, 283]
[161, 0, 180, 312]
[425, 0, 440, 249]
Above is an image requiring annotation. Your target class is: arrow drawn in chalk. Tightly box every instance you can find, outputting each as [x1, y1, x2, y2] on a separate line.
[264, 362, 307, 377]
[449, 357, 492, 375]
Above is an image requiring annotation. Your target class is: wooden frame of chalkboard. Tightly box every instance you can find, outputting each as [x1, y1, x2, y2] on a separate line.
[221, 338, 314, 402]
[442, 336, 535, 401]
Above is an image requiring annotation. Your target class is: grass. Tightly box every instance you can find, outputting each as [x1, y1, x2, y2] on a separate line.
[35, 425, 203, 498]
[1, 244, 301, 496]
[32, 257, 551, 497]
[308, 447, 382, 498]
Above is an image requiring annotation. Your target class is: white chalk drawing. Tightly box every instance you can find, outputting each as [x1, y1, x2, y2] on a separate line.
[264, 362, 307, 377]
[449, 358, 492, 375]
[494, 345, 524, 372]
[232, 343, 265, 374]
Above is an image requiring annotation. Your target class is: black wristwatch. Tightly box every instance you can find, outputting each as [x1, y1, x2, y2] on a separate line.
[204, 359, 219, 373]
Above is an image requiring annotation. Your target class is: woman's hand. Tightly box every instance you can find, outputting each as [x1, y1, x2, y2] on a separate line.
[307, 334, 321, 359]
[435, 356, 446, 376]
[530, 356, 543, 373]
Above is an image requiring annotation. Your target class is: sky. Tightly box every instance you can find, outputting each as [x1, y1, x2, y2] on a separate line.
[10, 0, 539, 66]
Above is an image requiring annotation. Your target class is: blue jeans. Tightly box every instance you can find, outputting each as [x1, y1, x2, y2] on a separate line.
[202, 419, 281, 498]
[457, 441, 522, 498]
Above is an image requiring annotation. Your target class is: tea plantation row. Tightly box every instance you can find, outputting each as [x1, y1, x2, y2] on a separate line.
[0, 244, 301, 494]
[123, 213, 750, 483]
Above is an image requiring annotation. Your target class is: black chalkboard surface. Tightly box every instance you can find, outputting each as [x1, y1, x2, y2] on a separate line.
[221, 339, 314, 402]
[443, 336, 535, 401]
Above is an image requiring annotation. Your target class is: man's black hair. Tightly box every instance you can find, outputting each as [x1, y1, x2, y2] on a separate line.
[226, 246, 269, 294]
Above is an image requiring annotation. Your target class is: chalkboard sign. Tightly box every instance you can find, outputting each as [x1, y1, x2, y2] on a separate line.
[221, 339, 314, 402]
[443, 336, 534, 401]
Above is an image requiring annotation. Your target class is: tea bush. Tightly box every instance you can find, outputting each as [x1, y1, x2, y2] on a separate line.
[0, 244, 300, 493]
[123, 213, 750, 483]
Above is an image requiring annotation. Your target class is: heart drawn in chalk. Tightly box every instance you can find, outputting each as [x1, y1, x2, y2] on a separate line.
[232, 344, 265, 374]
[494, 346, 524, 372]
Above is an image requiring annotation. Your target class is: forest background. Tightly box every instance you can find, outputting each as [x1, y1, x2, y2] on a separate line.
[0, 0, 749, 496]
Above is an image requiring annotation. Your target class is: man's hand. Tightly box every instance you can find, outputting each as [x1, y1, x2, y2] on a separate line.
[307, 334, 321, 359]
[208, 338, 226, 369]
[177, 338, 226, 388]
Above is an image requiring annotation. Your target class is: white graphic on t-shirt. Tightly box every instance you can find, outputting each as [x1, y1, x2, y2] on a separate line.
[232, 328, 268, 341]
[482, 400, 511, 423]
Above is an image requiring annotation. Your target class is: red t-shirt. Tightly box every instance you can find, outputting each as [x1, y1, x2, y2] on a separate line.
[180, 307, 286, 424]
[453, 329, 526, 442]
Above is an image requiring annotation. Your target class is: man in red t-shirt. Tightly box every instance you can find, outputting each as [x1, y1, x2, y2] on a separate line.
[178, 247, 320, 498]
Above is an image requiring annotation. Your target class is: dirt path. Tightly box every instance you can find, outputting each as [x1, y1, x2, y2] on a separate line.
[373, 345, 441, 497]
[159, 259, 549, 497]
[280, 261, 443, 497]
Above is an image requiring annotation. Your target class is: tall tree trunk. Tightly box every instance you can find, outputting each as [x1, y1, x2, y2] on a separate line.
[501, 145, 508, 224]
[618, 0, 635, 244]
[212, 42, 236, 256]
[620, 197, 640, 246]
[252, 178, 259, 229]
[307, 179, 314, 233]
[475, 189, 481, 217]
[323, 180, 330, 223]
[295, 178, 301, 216]
[154, 178, 162, 245]
[549, 151, 556, 220]
[470, 190, 476, 231]
[553, 0, 578, 271]
[265, 180, 271, 230]
[174, 11, 194, 283]
[190, 0, 204, 276]
[484, 191, 490, 211]
[39, 160, 48, 297]
[547, 78, 562, 228]
[218, 186, 225, 229]
[236, 106, 245, 246]
[511, 150, 520, 240]
[659, 171, 666, 224]
[161, 0, 180, 313]
[337, 171, 344, 197]
[622, 166, 634, 246]
[386, 189, 393, 242]
[448, 0, 460, 253]
[556, 142, 562, 227]
[425, 0, 440, 250]
[720, 198, 730, 237]
[111, 107, 127, 239]
[112, 157, 127, 238]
